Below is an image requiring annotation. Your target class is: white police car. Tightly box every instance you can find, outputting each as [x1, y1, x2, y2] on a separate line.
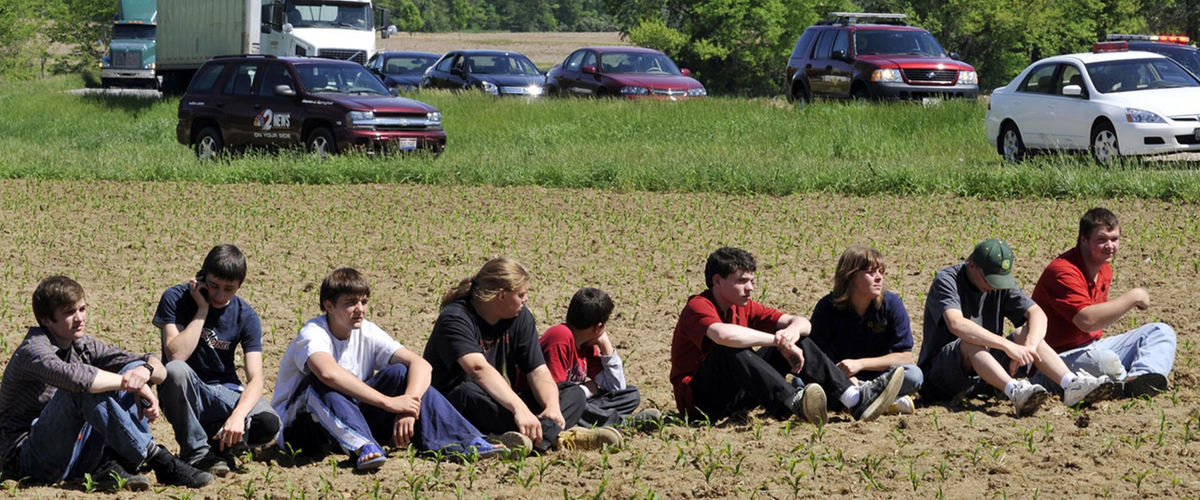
[985, 41, 1200, 164]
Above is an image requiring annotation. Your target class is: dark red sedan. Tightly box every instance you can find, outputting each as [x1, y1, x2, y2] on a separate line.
[546, 46, 706, 99]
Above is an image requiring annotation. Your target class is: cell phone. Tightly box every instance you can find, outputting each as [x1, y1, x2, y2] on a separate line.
[195, 271, 209, 298]
[139, 397, 153, 408]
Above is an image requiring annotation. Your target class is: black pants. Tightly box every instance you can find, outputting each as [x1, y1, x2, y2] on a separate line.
[444, 380, 586, 453]
[691, 338, 854, 421]
[579, 386, 643, 427]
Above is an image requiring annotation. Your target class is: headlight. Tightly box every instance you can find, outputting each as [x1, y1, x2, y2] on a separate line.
[1125, 108, 1164, 123]
[871, 69, 902, 83]
[958, 70, 978, 85]
[687, 87, 707, 97]
[620, 85, 649, 95]
[526, 85, 544, 96]
[480, 81, 499, 95]
[427, 111, 442, 124]
[347, 110, 374, 129]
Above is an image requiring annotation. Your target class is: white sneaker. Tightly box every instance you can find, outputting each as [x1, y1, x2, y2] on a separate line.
[1010, 380, 1050, 417]
[1063, 372, 1117, 407]
[887, 395, 916, 415]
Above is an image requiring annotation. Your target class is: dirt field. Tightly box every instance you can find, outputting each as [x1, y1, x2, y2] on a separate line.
[378, 31, 627, 67]
[1, 179, 1198, 498]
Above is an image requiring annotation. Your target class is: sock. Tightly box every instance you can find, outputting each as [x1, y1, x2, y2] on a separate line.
[1004, 379, 1018, 398]
[839, 386, 861, 408]
[1060, 373, 1077, 388]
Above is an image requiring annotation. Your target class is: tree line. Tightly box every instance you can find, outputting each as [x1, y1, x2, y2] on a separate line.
[2, 0, 1198, 96]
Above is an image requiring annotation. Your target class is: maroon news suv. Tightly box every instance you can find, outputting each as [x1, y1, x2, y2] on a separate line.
[784, 12, 978, 108]
[177, 55, 446, 159]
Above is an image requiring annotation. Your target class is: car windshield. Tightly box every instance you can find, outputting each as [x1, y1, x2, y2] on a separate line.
[1153, 47, 1200, 76]
[296, 63, 389, 95]
[854, 30, 946, 57]
[384, 55, 438, 75]
[112, 24, 156, 40]
[597, 52, 682, 75]
[284, 1, 371, 30]
[1086, 58, 1200, 93]
[465, 55, 541, 76]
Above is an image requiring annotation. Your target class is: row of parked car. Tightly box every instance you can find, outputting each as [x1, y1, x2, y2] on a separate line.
[174, 11, 1200, 164]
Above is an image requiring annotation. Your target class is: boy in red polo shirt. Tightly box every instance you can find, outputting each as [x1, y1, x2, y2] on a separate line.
[1032, 208, 1176, 397]
[669, 247, 905, 424]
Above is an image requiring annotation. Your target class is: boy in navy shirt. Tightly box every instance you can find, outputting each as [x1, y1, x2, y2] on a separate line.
[154, 244, 280, 476]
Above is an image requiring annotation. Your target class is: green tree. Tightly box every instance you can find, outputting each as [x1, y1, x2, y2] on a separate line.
[0, 0, 45, 80]
[383, 0, 424, 32]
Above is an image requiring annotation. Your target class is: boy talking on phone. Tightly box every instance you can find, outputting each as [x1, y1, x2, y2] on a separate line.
[154, 244, 280, 476]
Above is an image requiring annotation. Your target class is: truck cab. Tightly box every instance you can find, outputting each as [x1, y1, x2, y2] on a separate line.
[259, 0, 394, 65]
[100, 0, 158, 88]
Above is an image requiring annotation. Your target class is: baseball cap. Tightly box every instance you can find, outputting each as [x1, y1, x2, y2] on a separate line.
[969, 238, 1018, 289]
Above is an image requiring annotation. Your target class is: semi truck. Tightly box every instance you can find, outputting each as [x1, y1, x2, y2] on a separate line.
[99, 0, 158, 88]
[157, 0, 395, 93]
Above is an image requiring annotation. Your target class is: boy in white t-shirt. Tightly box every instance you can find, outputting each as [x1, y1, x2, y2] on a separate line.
[272, 268, 503, 471]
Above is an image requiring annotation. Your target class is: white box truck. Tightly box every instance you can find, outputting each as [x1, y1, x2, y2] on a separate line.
[157, 0, 395, 93]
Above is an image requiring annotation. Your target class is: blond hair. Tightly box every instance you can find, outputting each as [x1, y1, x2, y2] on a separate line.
[440, 257, 530, 310]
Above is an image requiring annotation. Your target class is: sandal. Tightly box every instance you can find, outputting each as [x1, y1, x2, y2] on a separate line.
[355, 443, 387, 471]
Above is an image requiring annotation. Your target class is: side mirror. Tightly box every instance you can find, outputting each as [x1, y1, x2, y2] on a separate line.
[582, 65, 597, 74]
[274, 84, 296, 97]
[389, 87, 400, 97]
[1062, 84, 1084, 97]
[831, 49, 846, 61]
[949, 52, 961, 60]
[384, 25, 397, 38]
[283, 22, 294, 33]
[681, 68, 691, 77]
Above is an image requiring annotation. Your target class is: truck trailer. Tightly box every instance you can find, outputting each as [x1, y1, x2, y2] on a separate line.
[157, 0, 394, 93]
[99, 0, 158, 88]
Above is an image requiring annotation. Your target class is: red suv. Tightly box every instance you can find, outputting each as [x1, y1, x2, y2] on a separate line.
[784, 12, 978, 107]
[177, 55, 446, 159]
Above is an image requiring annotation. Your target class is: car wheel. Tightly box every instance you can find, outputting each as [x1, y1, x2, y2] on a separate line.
[1090, 121, 1119, 165]
[194, 127, 223, 161]
[999, 123, 1026, 163]
[852, 85, 870, 100]
[793, 88, 808, 110]
[306, 127, 337, 158]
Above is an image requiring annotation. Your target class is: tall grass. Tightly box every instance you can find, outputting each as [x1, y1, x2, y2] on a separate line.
[3, 75, 1198, 200]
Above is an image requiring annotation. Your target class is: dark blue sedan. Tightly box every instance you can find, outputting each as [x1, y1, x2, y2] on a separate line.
[366, 51, 440, 91]
[421, 50, 546, 97]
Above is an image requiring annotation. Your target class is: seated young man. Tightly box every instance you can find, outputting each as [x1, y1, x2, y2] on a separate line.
[273, 268, 502, 471]
[0, 276, 212, 491]
[154, 244, 280, 476]
[540, 288, 660, 427]
[670, 247, 906, 425]
[917, 239, 1115, 416]
[1032, 208, 1176, 397]
[809, 246, 923, 414]
[424, 257, 621, 454]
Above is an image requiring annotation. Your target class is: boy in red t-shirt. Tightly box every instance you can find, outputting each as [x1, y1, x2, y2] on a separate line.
[541, 288, 660, 427]
[669, 247, 906, 425]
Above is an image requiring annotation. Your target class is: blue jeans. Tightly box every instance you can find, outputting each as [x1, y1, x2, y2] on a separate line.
[18, 363, 153, 483]
[158, 360, 279, 463]
[281, 364, 491, 457]
[1034, 322, 1176, 388]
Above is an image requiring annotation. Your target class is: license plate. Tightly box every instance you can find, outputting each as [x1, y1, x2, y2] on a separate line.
[395, 138, 418, 150]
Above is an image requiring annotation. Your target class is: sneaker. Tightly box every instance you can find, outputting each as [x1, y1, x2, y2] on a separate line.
[1010, 380, 1050, 417]
[1121, 373, 1168, 398]
[94, 459, 151, 491]
[851, 366, 906, 421]
[146, 444, 214, 488]
[555, 426, 623, 451]
[1063, 372, 1117, 407]
[786, 383, 827, 425]
[620, 408, 663, 431]
[886, 395, 916, 415]
[191, 450, 233, 477]
[492, 431, 532, 457]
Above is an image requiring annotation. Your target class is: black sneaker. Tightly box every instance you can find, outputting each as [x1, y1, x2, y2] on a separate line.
[786, 383, 827, 425]
[146, 444, 214, 488]
[619, 408, 663, 432]
[851, 366, 906, 421]
[191, 450, 233, 477]
[94, 459, 150, 491]
[1122, 373, 1168, 398]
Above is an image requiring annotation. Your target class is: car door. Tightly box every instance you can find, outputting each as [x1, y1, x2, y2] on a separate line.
[253, 62, 303, 147]
[218, 61, 262, 148]
[577, 50, 602, 95]
[448, 54, 472, 89]
[555, 49, 587, 95]
[424, 53, 456, 89]
[805, 28, 837, 96]
[1049, 63, 1094, 149]
[826, 30, 854, 96]
[1008, 63, 1061, 148]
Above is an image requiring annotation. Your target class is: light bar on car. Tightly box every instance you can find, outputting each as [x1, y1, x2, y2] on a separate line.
[1092, 41, 1128, 53]
[1107, 34, 1191, 45]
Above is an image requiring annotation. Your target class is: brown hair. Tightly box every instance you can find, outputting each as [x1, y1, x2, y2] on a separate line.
[1078, 207, 1119, 248]
[32, 275, 86, 324]
[319, 268, 370, 312]
[440, 257, 530, 310]
[830, 245, 886, 311]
